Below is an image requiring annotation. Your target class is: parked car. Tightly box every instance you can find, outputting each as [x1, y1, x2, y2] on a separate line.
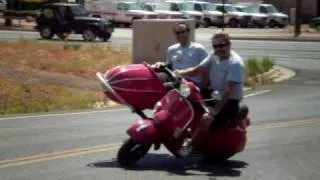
[85, 0, 158, 27]
[309, 16, 320, 31]
[181, 1, 223, 28]
[165, 0, 203, 28]
[35, 3, 114, 42]
[214, 3, 252, 28]
[233, 4, 267, 28]
[140, 2, 184, 19]
[245, 3, 288, 28]
[0, 0, 6, 12]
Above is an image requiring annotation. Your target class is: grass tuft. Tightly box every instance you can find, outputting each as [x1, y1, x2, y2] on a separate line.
[244, 56, 275, 87]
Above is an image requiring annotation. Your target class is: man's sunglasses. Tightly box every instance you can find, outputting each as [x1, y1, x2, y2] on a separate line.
[212, 43, 228, 49]
[174, 30, 188, 35]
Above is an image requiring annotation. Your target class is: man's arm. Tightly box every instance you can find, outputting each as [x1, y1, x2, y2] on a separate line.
[209, 60, 243, 116]
[176, 53, 210, 77]
[209, 81, 237, 116]
[201, 80, 237, 131]
[175, 65, 205, 77]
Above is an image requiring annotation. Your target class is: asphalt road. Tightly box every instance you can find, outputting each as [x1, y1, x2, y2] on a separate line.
[0, 29, 320, 180]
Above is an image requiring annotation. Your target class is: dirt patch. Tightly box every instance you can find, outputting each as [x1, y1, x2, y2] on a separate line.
[0, 66, 101, 92]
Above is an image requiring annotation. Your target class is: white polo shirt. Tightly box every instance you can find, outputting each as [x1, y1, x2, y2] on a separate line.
[199, 50, 244, 100]
[166, 42, 208, 88]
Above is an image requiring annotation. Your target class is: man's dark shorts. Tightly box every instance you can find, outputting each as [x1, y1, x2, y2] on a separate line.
[209, 99, 240, 130]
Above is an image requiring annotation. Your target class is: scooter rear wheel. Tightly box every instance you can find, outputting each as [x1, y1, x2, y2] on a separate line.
[117, 138, 151, 167]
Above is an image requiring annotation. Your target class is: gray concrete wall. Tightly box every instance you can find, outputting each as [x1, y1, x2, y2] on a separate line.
[132, 19, 195, 64]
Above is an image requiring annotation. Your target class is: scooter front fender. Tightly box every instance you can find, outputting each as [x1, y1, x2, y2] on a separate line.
[126, 119, 161, 144]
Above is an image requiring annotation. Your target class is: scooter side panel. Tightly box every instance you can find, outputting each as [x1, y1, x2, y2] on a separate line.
[153, 90, 196, 153]
[202, 112, 250, 154]
[206, 127, 247, 154]
[154, 90, 195, 138]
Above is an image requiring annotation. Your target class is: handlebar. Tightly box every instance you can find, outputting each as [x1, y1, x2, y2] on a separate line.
[158, 64, 182, 89]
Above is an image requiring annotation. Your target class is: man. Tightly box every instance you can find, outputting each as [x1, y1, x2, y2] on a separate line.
[175, 32, 245, 157]
[153, 22, 209, 94]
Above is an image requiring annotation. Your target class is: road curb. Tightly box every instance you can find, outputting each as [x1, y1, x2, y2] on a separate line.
[1, 28, 320, 42]
[231, 36, 320, 42]
[272, 65, 296, 83]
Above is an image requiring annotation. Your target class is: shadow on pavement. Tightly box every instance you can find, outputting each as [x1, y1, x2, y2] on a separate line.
[87, 153, 248, 178]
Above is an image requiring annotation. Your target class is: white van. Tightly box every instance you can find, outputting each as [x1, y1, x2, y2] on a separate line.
[214, 3, 252, 28]
[141, 2, 184, 19]
[233, 4, 268, 28]
[245, 3, 288, 28]
[0, 0, 6, 12]
[165, 0, 203, 28]
[180, 1, 223, 28]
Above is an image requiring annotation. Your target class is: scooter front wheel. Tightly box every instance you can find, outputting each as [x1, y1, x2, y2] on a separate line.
[117, 138, 151, 167]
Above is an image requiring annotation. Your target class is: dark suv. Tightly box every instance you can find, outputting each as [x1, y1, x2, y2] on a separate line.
[309, 17, 320, 32]
[36, 3, 114, 41]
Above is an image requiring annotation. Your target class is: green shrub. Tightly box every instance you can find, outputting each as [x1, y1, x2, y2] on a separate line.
[245, 57, 263, 77]
[261, 56, 275, 72]
[244, 56, 275, 87]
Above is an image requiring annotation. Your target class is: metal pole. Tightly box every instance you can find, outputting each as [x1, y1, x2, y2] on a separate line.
[222, 0, 225, 31]
[318, 0, 320, 16]
[294, 0, 301, 37]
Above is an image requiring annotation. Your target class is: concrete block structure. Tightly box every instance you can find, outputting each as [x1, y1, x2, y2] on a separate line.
[132, 19, 195, 64]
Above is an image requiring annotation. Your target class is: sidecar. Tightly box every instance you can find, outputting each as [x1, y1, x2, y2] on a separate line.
[96, 62, 168, 110]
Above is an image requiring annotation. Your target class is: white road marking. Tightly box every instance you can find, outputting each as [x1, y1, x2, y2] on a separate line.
[0, 108, 127, 121]
[244, 89, 271, 98]
[0, 89, 271, 121]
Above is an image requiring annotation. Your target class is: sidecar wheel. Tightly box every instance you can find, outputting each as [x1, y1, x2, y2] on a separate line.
[117, 138, 151, 167]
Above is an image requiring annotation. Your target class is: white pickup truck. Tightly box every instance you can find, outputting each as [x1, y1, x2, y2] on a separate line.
[181, 1, 223, 28]
[85, 0, 158, 27]
[165, 0, 203, 28]
[245, 3, 288, 28]
[0, 0, 6, 12]
[215, 3, 252, 28]
[141, 2, 184, 19]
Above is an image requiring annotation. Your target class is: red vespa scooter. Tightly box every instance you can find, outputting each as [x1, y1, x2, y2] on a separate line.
[96, 62, 251, 167]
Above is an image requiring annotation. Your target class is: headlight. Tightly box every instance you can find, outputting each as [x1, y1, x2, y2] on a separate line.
[179, 84, 191, 97]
